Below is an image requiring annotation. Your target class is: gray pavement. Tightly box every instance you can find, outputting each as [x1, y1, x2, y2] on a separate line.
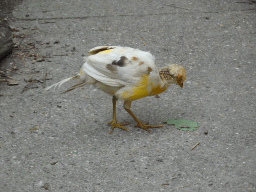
[1, 0, 256, 191]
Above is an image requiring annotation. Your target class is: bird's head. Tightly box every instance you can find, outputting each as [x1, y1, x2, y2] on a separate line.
[159, 64, 186, 88]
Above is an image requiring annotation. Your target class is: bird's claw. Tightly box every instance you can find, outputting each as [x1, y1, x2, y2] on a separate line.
[108, 120, 130, 133]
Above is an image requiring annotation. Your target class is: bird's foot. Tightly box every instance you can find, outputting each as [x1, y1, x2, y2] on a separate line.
[134, 122, 165, 133]
[107, 120, 129, 133]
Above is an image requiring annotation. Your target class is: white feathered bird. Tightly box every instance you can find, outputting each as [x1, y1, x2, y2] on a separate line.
[46, 46, 186, 133]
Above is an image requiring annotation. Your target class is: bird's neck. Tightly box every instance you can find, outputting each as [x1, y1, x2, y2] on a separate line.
[159, 68, 176, 86]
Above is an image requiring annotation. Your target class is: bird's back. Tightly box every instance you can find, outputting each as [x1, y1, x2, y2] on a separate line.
[82, 46, 159, 85]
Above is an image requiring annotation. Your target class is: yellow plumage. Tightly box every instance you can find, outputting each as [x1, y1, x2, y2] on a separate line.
[121, 74, 151, 101]
[120, 74, 169, 101]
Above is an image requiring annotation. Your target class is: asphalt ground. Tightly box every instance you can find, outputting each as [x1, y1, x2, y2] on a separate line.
[1, 0, 256, 191]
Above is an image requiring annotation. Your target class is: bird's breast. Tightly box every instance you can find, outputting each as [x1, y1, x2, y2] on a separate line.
[119, 74, 168, 101]
[149, 83, 168, 96]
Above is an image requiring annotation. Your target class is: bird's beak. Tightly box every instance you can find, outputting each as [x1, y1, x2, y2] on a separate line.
[179, 83, 183, 88]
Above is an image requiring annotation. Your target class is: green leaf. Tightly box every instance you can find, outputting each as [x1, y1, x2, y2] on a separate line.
[163, 119, 199, 131]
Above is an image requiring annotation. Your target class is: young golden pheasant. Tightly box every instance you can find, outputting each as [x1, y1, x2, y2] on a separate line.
[46, 46, 186, 132]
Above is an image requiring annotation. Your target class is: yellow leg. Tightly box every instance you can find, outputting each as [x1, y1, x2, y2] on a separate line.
[124, 101, 164, 133]
[108, 96, 129, 133]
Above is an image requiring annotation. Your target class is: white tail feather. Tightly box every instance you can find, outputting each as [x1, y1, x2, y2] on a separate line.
[45, 75, 79, 91]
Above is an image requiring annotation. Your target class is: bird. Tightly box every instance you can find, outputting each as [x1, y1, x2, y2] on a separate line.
[45, 46, 186, 133]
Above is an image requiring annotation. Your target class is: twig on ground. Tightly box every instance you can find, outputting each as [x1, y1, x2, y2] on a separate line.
[191, 142, 200, 150]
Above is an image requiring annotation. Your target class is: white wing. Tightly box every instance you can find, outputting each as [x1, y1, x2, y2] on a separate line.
[81, 46, 158, 87]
